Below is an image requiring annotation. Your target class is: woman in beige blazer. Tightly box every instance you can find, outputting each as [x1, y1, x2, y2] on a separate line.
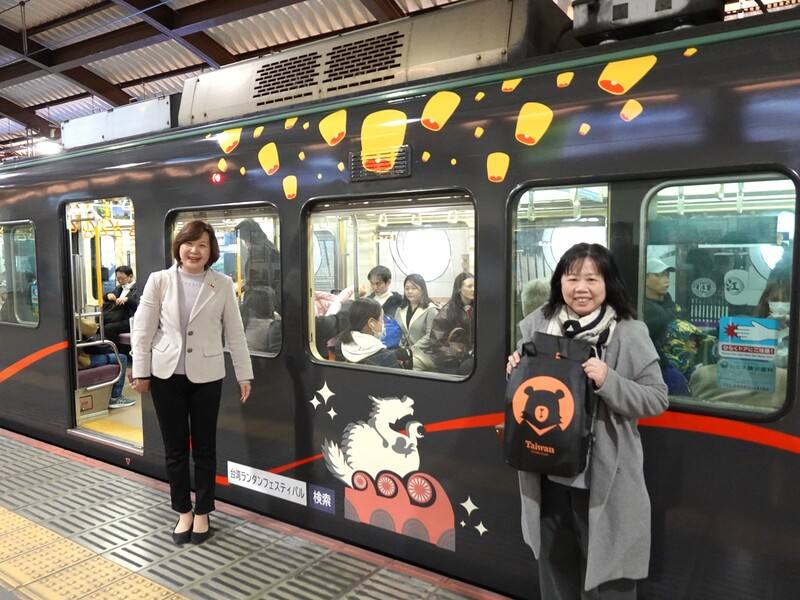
[131, 220, 253, 545]
[396, 274, 438, 371]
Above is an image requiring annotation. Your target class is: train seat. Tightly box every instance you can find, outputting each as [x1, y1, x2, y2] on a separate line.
[118, 332, 131, 345]
[77, 364, 120, 389]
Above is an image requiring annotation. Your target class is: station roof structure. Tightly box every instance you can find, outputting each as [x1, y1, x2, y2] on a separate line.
[0, 0, 789, 160]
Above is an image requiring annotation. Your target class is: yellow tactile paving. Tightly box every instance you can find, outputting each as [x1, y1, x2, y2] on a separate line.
[0, 524, 60, 562]
[0, 538, 94, 587]
[82, 574, 180, 600]
[17, 555, 131, 600]
[0, 508, 36, 536]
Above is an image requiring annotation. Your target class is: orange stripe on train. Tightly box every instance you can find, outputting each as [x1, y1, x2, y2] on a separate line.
[0, 341, 68, 384]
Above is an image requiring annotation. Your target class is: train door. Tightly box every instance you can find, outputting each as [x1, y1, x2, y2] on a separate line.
[65, 198, 142, 450]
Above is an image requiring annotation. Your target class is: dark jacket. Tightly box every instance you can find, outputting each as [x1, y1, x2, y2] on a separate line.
[369, 291, 402, 318]
[643, 293, 679, 364]
[103, 283, 140, 323]
[428, 302, 473, 374]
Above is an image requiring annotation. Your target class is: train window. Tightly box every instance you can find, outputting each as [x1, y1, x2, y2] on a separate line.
[642, 175, 796, 416]
[172, 207, 281, 357]
[307, 194, 475, 378]
[510, 185, 609, 348]
[0, 221, 39, 326]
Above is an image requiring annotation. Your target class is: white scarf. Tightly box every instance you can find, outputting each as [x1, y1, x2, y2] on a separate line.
[546, 304, 617, 357]
[341, 331, 386, 363]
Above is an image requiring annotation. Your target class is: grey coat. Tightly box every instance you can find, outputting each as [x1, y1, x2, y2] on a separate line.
[517, 308, 668, 591]
[397, 304, 438, 352]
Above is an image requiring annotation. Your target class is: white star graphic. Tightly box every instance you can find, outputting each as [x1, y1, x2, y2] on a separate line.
[475, 522, 488, 536]
[460, 521, 466, 527]
[460, 496, 478, 516]
[309, 397, 321, 410]
[317, 381, 335, 404]
[327, 407, 337, 420]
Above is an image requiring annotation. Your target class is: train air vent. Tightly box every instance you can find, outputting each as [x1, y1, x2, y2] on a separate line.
[252, 52, 321, 107]
[323, 31, 405, 93]
[349, 145, 411, 181]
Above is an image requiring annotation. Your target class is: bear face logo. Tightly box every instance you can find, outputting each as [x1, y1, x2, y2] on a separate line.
[512, 376, 575, 436]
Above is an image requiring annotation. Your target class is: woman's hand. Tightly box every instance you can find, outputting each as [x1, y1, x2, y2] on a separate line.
[582, 357, 608, 388]
[131, 378, 150, 393]
[506, 351, 521, 375]
[239, 381, 252, 404]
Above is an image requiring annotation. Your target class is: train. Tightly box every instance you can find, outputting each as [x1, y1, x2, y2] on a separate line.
[1, 2, 799, 597]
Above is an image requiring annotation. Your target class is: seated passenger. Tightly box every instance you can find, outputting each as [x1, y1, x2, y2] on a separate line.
[428, 272, 475, 375]
[643, 258, 691, 394]
[396, 274, 438, 371]
[102, 265, 139, 347]
[336, 298, 410, 368]
[241, 287, 281, 354]
[366, 265, 402, 318]
[77, 317, 134, 409]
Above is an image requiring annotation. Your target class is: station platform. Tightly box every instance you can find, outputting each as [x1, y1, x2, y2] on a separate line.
[0, 429, 508, 600]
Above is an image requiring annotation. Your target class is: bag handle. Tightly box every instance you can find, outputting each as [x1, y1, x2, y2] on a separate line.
[521, 341, 538, 357]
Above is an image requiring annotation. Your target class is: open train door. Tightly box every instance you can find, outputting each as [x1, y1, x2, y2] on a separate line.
[65, 198, 143, 451]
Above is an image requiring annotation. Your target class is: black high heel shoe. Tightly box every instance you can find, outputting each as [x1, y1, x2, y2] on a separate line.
[172, 514, 193, 545]
[190, 514, 213, 545]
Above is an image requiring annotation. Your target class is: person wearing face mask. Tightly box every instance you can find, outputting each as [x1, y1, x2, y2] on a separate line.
[337, 298, 411, 368]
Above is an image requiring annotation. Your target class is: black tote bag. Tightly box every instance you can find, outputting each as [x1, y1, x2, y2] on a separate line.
[504, 331, 597, 476]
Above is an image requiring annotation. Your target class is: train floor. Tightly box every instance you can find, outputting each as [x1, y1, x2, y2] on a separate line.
[0, 429, 508, 600]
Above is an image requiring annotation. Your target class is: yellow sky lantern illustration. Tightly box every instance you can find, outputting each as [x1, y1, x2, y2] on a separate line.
[217, 128, 242, 154]
[217, 158, 228, 172]
[450, 158, 457, 166]
[683, 47, 698, 58]
[360, 109, 407, 173]
[474, 91, 485, 102]
[557, 72, 574, 88]
[298, 151, 305, 160]
[597, 55, 657, 95]
[303, 122, 310, 130]
[620, 99, 643, 122]
[474, 127, 484, 138]
[501, 78, 522, 92]
[258, 142, 280, 176]
[283, 175, 297, 200]
[285, 117, 298, 129]
[515, 102, 554, 146]
[421, 91, 460, 131]
[253, 126, 264, 138]
[240, 167, 247, 175]
[487, 152, 509, 183]
[421, 151, 431, 162]
[578, 123, 591, 136]
[319, 109, 347, 146]
[337, 162, 345, 172]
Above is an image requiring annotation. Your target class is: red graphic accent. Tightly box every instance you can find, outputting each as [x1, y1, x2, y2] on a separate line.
[266, 165, 278, 176]
[330, 131, 345, 145]
[0, 341, 69, 384]
[421, 118, 441, 131]
[488, 175, 503, 182]
[364, 157, 392, 172]
[345, 471, 454, 550]
[270, 453, 323, 474]
[725, 323, 738, 338]
[599, 79, 624, 94]
[221, 140, 239, 154]
[515, 133, 536, 144]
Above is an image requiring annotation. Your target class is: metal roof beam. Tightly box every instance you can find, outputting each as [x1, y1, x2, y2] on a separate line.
[27, 1, 115, 37]
[61, 68, 134, 106]
[359, 0, 406, 23]
[110, 0, 236, 68]
[0, 97, 59, 136]
[173, 0, 306, 36]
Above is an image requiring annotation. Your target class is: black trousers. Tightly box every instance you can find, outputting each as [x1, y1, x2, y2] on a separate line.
[539, 477, 637, 600]
[150, 374, 222, 515]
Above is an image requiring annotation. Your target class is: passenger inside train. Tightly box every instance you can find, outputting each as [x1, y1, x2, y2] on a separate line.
[397, 273, 439, 371]
[428, 272, 475, 376]
[335, 297, 411, 369]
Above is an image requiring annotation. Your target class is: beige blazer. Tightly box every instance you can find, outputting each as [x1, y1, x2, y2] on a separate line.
[131, 265, 253, 383]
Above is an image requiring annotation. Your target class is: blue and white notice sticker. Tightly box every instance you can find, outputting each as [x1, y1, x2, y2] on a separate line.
[718, 316, 778, 361]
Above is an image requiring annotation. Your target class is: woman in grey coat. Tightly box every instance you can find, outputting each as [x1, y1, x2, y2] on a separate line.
[507, 243, 668, 599]
[396, 274, 438, 371]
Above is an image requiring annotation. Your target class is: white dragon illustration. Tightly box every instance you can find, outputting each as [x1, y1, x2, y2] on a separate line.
[322, 395, 425, 486]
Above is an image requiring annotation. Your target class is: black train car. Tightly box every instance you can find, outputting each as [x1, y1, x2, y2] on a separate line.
[1, 8, 799, 599]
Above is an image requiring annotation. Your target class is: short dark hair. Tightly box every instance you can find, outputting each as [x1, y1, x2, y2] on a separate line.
[115, 265, 133, 277]
[543, 243, 636, 320]
[367, 265, 392, 283]
[172, 220, 219, 270]
[339, 298, 382, 344]
[401, 273, 432, 309]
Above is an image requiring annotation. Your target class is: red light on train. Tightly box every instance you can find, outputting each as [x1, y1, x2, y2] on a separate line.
[210, 172, 224, 185]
